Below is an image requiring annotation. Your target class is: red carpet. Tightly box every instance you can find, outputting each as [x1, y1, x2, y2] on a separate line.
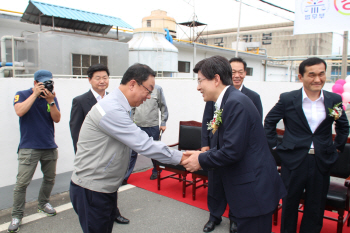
[128, 169, 350, 233]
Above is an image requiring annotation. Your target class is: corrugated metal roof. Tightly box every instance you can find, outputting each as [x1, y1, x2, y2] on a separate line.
[20, 0, 133, 34]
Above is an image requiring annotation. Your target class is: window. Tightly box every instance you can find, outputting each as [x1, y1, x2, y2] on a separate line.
[214, 37, 224, 47]
[72, 54, 108, 76]
[246, 67, 253, 76]
[178, 61, 190, 73]
[147, 20, 151, 27]
[198, 38, 207, 44]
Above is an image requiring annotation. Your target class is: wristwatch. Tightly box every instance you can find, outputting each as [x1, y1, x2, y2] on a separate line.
[49, 101, 55, 106]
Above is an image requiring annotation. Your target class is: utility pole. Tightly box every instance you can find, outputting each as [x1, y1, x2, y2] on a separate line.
[341, 31, 348, 80]
[235, 0, 243, 57]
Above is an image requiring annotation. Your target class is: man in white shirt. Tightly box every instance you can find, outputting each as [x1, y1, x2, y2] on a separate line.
[264, 57, 349, 233]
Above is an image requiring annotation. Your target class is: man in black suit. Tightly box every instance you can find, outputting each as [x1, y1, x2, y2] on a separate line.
[264, 57, 349, 233]
[183, 56, 286, 233]
[200, 57, 263, 232]
[69, 63, 129, 225]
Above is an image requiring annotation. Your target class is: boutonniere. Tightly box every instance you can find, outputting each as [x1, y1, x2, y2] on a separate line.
[207, 108, 223, 134]
[328, 102, 342, 120]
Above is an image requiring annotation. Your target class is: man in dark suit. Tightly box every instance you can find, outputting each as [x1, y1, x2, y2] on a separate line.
[69, 63, 129, 225]
[183, 56, 286, 233]
[201, 57, 263, 232]
[264, 57, 349, 233]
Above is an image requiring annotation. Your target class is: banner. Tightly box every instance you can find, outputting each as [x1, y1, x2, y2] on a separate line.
[294, 0, 350, 35]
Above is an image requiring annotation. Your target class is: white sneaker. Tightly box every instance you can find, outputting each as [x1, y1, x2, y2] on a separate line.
[8, 218, 21, 232]
[37, 203, 56, 216]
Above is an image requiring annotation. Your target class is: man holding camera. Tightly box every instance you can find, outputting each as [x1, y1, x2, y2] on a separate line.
[8, 70, 60, 233]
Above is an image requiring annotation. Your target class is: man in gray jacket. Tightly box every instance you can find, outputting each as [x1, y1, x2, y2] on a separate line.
[124, 84, 168, 183]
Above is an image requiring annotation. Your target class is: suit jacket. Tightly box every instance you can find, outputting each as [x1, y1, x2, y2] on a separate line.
[241, 85, 263, 119]
[198, 86, 286, 218]
[69, 90, 97, 153]
[201, 85, 263, 148]
[264, 88, 349, 173]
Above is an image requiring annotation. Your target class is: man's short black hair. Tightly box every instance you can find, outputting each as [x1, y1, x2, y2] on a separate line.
[299, 57, 327, 75]
[193, 56, 233, 86]
[229, 57, 247, 71]
[87, 64, 110, 79]
[120, 63, 156, 85]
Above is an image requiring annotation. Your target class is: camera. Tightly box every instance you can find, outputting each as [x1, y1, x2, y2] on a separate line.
[40, 80, 54, 97]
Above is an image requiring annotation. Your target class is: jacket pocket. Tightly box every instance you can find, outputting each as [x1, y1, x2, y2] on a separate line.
[231, 171, 256, 185]
[326, 145, 336, 154]
[277, 140, 296, 150]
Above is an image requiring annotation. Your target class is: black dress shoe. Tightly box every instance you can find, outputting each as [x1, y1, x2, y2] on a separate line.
[230, 220, 238, 233]
[115, 215, 129, 224]
[203, 220, 219, 232]
[121, 180, 127, 186]
[150, 173, 157, 180]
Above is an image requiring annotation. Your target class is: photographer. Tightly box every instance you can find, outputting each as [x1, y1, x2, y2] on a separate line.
[8, 70, 60, 233]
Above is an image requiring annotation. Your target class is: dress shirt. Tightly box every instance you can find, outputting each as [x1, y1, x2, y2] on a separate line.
[302, 88, 326, 148]
[90, 88, 106, 102]
[215, 85, 230, 111]
[238, 84, 243, 91]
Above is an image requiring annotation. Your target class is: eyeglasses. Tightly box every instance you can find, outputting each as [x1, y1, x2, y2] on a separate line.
[141, 84, 152, 95]
[197, 78, 206, 85]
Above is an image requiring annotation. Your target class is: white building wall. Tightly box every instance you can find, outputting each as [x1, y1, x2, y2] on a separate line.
[175, 46, 264, 82]
[0, 78, 334, 189]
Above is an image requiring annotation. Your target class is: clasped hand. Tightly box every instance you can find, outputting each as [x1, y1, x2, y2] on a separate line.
[180, 151, 202, 172]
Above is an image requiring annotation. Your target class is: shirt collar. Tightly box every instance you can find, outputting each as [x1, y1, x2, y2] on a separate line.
[238, 84, 243, 92]
[115, 87, 131, 113]
[215, 85, 230, 110]
[90, 88, 106, 101]
[302, 87, 324, 102]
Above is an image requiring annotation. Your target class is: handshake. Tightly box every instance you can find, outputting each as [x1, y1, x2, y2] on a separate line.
[180, 151, 203, 172]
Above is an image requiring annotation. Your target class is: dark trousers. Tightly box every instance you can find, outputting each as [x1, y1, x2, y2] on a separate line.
[207, 170, 233, 223]
[232, 210, 274, 233]
[280, 155, 330, 233]
[70, 181, 117, 233]
[124, 126, 160, 180]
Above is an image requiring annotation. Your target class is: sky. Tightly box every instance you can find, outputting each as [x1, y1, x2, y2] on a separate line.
[1, 0, 295, 38]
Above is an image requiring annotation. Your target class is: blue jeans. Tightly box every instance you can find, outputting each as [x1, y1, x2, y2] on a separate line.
[124, 126, 160, 181]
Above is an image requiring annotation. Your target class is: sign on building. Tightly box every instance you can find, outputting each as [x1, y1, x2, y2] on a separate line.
[294, 0, 350, 35]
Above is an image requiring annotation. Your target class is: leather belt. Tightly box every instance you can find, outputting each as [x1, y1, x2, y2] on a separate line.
[308, 148, 315, 154]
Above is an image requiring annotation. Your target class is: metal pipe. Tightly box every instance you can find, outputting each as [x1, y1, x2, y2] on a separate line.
[12, 36, 15, 77]
[341, 31, 348, 80]
[235, 0, 243, 57]
[1, 35, 25, 64]
[0, 67, 25, 78]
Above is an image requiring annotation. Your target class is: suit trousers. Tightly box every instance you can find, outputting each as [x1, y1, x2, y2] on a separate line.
[70, 181, 117, 233]
[280, 154, 330, 233]
[124, 126, 160, 180]
[208, 170, 232, 223]
[231, 210, 274, 233]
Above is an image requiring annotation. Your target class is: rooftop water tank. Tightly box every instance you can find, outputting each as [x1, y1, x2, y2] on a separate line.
[128, 28, 178, 77]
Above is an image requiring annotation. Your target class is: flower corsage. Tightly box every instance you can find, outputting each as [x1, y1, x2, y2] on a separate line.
[207, 108, 223, 134]
[328, 102, 342, 120]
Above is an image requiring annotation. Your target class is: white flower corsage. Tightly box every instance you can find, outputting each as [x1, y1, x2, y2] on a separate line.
[328, 102, 342, 120]
[207, 108, 223, 134]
